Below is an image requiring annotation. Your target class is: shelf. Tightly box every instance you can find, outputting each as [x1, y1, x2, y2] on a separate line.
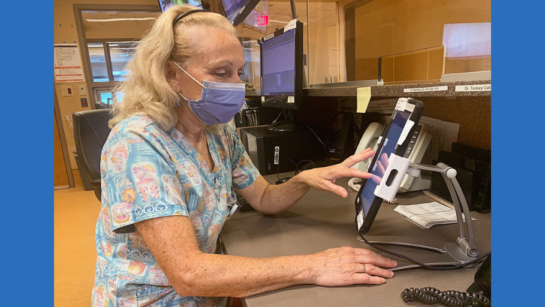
[303, 80, 491, 98]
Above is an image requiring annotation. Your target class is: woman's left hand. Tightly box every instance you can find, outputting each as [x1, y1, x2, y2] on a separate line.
[298, 148, 375, 198]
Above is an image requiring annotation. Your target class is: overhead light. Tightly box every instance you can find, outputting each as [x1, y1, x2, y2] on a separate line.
[86, 17, 156, 22]
[269, 19, 291, 24]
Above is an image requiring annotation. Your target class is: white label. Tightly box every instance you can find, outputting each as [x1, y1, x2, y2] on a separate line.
[398, 120, 415, 145]
[261, 96, 265, 102]
[395, 98, 408, 111]
[357, 209, 364, 229]
[287, 96, 294, 103]
[284, 19, 297, 32]
[404, 86, 448, 93]
[455, 84, 491, 92]
[263, 33, 274, 41]
[405, 103, 415, 112]
[274, 146, 280, 165]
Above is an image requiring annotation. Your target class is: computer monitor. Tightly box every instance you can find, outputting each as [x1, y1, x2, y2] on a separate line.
[220, 0, 261, 26]
[259, 21, 304, 112]
[158, 0, 204, 11]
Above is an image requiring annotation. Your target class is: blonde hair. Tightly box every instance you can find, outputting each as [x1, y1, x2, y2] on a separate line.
[109, 5, 238, 130]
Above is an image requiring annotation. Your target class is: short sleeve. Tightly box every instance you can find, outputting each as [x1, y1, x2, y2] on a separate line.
[102, 122, 188, 233]
[226, 126, 260, 189]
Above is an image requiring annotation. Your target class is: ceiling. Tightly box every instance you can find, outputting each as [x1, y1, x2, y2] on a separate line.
[267, 1, 337, 27]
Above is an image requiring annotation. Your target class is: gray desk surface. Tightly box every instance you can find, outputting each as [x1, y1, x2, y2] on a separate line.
[221, 176, 491, 307]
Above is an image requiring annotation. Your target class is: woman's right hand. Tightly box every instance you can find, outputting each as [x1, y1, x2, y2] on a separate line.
[306, 246, 397, 286]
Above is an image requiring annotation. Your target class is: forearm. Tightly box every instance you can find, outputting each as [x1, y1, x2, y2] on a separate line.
[172, 253, 311, 297]
[255, 173, 310, 214]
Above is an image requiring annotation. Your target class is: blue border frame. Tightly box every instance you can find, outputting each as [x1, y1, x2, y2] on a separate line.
[0, 1, 541, 305]
[493, 1, 544, 305]
[1, 1, 53, 304]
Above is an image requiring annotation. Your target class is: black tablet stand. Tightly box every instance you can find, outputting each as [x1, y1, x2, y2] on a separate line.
[357, 156, 480, 271]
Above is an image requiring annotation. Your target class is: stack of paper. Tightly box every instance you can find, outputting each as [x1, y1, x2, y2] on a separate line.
[394, 202, 474, 229]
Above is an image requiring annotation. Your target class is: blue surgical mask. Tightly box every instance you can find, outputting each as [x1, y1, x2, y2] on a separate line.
[174, 62, 245, 125]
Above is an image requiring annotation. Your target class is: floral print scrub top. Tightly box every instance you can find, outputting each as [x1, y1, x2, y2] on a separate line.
[92, 115, 260, 307]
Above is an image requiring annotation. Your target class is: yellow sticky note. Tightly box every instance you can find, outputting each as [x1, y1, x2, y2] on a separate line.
[357, 87, 371, 113]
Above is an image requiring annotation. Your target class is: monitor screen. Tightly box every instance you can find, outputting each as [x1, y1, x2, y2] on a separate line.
[261, 29, 296, 96]
[158, 0, 203, 12]
[221, 0, 244, 24]
[359, 110, 410, 221]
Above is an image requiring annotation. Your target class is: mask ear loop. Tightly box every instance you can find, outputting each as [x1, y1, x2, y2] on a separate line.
[173, 61, 206, 103]
[173, 62, 206, 88]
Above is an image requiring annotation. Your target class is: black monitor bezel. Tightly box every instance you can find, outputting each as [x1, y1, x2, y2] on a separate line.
[258, 21, 304, 111]
[218, 0, 261, 27]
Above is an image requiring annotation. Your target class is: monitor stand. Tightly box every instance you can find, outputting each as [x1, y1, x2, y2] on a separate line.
[268, 109, 299, 132]
[357, 162, 482, 272]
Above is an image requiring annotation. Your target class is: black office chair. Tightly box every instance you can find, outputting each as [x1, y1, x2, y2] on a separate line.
[73, 110, 112, 201]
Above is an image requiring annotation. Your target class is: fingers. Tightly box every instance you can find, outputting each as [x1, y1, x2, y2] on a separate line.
[351, 274, 387, 285]
[377, 160, 386, 177]
[361, 264, 395, 279]
[371, 174, 382, 185]
[337, 168, 372, 179]
[380, 153, 389, 169]
[341, 149, 375, 168]
[353, 249, 398, 268]
[324, 181, 348, 198]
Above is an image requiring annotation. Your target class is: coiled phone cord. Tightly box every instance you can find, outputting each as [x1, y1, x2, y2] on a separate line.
[401, 287, 490, 307]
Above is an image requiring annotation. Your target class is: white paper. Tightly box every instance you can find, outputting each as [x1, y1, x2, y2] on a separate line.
[284, 19, 297, 32]
[395, 98, 408, 111]
[443, 23, 491, 58]
[54, 44, 84, 83]
[366, 98, 398, 114]
[418, 116, 460, 162]
[394, 202, 475, 229]
[404, 86, 448, 93]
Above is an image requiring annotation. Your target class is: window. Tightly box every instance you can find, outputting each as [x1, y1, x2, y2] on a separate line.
[88, 43, 109, 82]
[94, 87, 125, 109]
[109, 42, 138, 81]
[77, 8, 161, 108]
[87, 41, 138, 82]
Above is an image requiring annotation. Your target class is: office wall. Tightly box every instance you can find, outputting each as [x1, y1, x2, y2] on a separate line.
[54, 0, 159, 169]
[353, 0, 491, 80]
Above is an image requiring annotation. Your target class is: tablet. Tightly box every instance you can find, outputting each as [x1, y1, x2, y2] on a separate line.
[355, 98, 424, 234]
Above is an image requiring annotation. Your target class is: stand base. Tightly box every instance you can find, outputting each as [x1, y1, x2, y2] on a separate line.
[444, 242, 476, 262]
[356, 236, 446, 254]
[392, 262, 475, 272]
[356, 236, 479, 271]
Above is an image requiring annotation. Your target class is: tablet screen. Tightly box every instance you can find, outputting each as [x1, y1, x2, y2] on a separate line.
[360, 110, 410, 221]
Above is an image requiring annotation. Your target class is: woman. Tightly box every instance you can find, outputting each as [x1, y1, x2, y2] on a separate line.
[93, 5, 397, 307]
